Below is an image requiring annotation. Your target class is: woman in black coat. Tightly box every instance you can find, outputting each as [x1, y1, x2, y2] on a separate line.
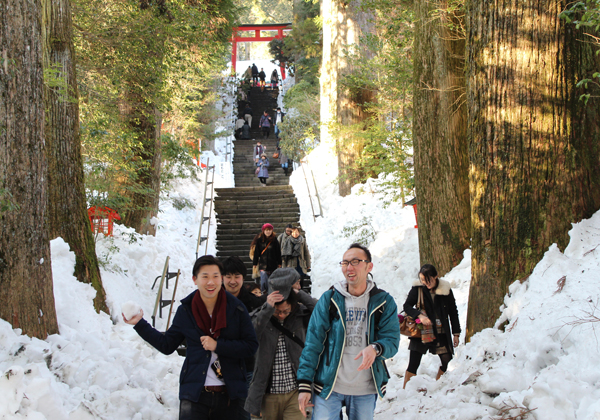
[403, 264, 461, 388]
[252, 223, 282, 293]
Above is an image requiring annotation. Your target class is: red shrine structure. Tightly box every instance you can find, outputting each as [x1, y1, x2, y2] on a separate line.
[231, 23, 292, 80]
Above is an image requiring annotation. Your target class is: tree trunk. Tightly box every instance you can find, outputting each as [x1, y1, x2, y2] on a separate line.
[121, 90, 162, 236]
[0, 0, 59, 338]
[413, 0, 470, 275]
[42, 0, 109, 314]
[466, 0, 600, 339]
[320, 0, 376, 197]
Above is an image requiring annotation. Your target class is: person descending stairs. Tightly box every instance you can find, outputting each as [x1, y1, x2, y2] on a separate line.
[215, 85, 302, 282]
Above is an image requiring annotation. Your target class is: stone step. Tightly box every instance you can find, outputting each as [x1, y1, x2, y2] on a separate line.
[215, 185, 293, 193]
[214, 194, 296, 202]
[215, 209, 299, 218]
[215, 228, 290, 236]
[215, 218, 299, 228]
[215, 203, 299, 212]
[215, 192, 295, 200]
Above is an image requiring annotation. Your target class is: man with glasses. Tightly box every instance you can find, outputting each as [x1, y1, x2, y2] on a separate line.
[297, 243, 400, 420]
[246, 268, 317, 420]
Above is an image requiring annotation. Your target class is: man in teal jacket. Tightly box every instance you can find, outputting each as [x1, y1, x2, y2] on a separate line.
[297, 243, 400, 420]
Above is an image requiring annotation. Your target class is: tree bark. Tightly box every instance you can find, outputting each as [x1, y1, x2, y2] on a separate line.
[466, 0, 600, 339]
[320, 0, 376, 197]
[0, 0, 59, 338]
[42, 0, 109, 314]
[121, 90, 162, 236]
[413, 0, 470, 275]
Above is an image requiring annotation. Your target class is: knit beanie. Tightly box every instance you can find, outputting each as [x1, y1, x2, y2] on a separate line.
[268, 268, 301, 300]
[262, 223, 274, 231]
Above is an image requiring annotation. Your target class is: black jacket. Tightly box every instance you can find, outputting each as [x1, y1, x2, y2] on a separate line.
[244, 106, 252, 116]
[252, 236, 282, 273]
[252, 64, 258, 75]
[403, 279, 460, 355]
[134, 291, 259, 401]
[258, 71, 266, 81]
[242, 124, 251, 138]
[237, 285, 267, 313]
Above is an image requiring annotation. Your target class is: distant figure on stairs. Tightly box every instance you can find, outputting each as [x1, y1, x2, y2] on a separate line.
[241, 121, 251, 140]
[254, 141, 266, 163]
[243, 104, 253, 128]
[258, 68, 267, 91]
[243, 66, 252, 85]
[274, 107, 284, 140]
[277, 224, 293, 254]
[259, 110, 272, 139]
[252, 63, 259, 86]
[281, 226, 311, 278]
[270, 69, 278, 90]
[256, 154, 270, 186]
[252, 223, 282, 293]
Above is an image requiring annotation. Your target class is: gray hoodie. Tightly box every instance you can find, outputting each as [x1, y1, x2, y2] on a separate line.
[332, 279, 377, 396]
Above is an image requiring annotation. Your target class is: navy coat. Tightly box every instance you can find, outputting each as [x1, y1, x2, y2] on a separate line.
[134, 290, 258, 402]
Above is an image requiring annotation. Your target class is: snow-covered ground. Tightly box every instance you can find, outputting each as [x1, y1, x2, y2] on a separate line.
[2, 99, 600, 419]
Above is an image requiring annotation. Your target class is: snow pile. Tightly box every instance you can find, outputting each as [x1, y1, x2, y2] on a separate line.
[1, 112, 600, 418]
[376, 212, 600, 420]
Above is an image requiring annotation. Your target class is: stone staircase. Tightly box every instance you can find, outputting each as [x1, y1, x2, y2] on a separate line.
[214, 185, 300, 276]
[215, 86, 303, 283]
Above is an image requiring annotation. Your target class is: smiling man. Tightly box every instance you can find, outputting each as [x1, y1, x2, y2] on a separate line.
[222, 256, 266, 313]
[123, 255, 258, 420]
[296, 243, 400, 420]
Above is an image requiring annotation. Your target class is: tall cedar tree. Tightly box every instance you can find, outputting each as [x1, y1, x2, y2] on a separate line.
[321, 0, 376, 196]
[74, 0, 236, 235]
[413, 0, 471, 275]
[0, 0, 59, 337]
[42, 0, 109, 313]
[466, 0, 600, 339]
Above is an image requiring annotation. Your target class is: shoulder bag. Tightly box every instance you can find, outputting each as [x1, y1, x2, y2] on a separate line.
[400, 287, 424, 338]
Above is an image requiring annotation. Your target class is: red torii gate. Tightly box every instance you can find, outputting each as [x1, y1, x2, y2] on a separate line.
[231, 23, 292, 80]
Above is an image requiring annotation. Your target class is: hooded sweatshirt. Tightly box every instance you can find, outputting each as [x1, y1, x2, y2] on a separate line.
[332, 279, 377, 396]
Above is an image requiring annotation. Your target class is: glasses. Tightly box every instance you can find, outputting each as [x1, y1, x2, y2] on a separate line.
[339, 259, 370, 267]
[274, 309, 291, 316]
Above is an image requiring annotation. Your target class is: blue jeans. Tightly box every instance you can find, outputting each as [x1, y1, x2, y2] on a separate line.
[260, 270, 270, 293]
[274, 124, 280, 138]
[313, 392, 377, 420]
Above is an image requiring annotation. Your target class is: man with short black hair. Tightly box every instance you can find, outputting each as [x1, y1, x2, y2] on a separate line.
[222, 256, 266, 313]
[124, 255, 258, 420]
[297, 244, 400, 420]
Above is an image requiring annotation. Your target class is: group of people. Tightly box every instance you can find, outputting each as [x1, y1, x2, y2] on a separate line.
[243, 64, 279, 91]
[123, 241, 461, 420]
[238, 106, 284, 141]
[250, 223, 311, 292]
[253, 140, 293, 186]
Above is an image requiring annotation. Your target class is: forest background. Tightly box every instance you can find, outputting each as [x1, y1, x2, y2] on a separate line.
[1, 0, 600, 345]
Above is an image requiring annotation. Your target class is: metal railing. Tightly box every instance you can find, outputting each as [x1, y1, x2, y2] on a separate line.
[299, 158, 323, 221]
[196, 160, 216, 259]
[151, 256, 181, 330]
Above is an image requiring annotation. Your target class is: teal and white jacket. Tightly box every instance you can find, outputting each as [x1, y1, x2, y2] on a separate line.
[297, 280, 400, 399]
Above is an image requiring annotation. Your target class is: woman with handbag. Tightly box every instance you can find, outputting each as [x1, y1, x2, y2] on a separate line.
[252, 223, 282, 293]
[402, 264, 461, 388]
[256, 154, 270, 186]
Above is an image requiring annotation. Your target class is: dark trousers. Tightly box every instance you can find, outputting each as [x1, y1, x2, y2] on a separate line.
[179, 392, 245, 420]
[261, 127, 270, 138]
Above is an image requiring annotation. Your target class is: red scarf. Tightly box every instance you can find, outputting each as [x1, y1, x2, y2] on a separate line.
[191, 288, 227, 339]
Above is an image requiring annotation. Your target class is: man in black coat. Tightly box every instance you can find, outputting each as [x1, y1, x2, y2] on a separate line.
[251, 63, 259, 86]
[243, 104, 253, 128]
[221, 256, 267, 420]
